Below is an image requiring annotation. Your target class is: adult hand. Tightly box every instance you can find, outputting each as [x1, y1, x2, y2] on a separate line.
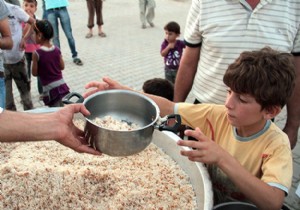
[54, 104, 102, 155]
[83, 77, 129, 98]
[177, 127, 224, 165]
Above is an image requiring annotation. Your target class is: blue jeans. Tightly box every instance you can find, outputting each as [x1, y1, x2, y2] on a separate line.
[0, 77, 5, 108]
[46, 7, 78, 58]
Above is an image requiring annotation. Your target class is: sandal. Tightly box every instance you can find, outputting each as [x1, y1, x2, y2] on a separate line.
[85, 33, 93, 39]
[73, 58, 83, 66]
[98, 32, 107, 37]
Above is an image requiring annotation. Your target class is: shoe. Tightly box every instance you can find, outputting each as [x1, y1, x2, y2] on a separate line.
[73, 57, 83, 66]
[141, 24, 146, 29]
[85, 33, 93, 38]
[98, 32, 106, 37]
[149, 22, 154, 27]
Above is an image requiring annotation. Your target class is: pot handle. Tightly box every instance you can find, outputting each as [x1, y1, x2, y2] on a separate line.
[62, 92, 84, 104]
[158, 114, 181, 133]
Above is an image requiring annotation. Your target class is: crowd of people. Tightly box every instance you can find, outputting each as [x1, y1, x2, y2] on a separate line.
[0, 0, 299, 209]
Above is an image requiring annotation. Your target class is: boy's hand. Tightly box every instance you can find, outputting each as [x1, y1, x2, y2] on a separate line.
[83, 77, 129, 98]
[19, 38, 26, 50]
[177, 127, 224, 165]
[167, 42, 175, 49]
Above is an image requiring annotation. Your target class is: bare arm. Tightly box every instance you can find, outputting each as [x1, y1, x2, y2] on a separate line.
[178, 128, 286, 210]
[0, 104, 101, 155]
[31, 51, 38, 76]
[174, 46, 200, 102]
[0, 17, 13, 50]
[59, 54, 65, 70]
[84, 77, 176, 117]
[283, 55, 300, 149]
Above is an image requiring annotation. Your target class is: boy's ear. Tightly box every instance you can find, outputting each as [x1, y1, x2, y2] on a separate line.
[263, 106, 281, 120]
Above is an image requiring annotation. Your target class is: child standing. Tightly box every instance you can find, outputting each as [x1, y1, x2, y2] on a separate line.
[22, 0, 42, 97]
[85, 47, 295, 209]
[3, 1, 34, 111]
[85, 0, 106, 38]
[31, 19, 70, 107]
[160, 21, 185, 84]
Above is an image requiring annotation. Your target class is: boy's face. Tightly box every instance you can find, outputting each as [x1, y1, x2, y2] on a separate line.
[164, 30, 179, 43]
[225, 89, 268, 135]
[23, 2, 37, 16]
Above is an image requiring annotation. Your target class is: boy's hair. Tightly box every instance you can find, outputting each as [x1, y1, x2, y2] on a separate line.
[143, 78, 174, 101]
[23, 0, 37, 6]
[164, 21, 181, 34]
[223, 47, 295, 109]
[34, 19, 53, 40]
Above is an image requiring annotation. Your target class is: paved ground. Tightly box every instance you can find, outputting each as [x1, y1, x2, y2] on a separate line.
[13, 0, 299, 209]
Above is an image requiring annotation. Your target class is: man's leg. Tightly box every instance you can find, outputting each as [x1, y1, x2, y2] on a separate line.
[139, 0, 147, 28]
[0, 75, 6, 109]
[47, 10, 61, 49]
[146, 0, 155, 26]
[58, 8, 78, 59]
[4, 64, 16, 111]
[11, 60, 33, 111]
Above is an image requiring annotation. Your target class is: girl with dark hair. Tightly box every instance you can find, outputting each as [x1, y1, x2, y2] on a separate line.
[31, 19, 70, 107]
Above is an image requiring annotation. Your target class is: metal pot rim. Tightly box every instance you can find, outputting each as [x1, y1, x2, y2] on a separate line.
[83, 89, 161, 131]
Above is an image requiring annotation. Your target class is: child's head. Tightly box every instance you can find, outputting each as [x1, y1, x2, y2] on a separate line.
[223, 47, 295, 110]
[164, 21, 181, 34]
[143, 78, 174, 101]
[164, 21, 181, 43]
[23, 0, 37, 15]
[33, 19, 54, 42]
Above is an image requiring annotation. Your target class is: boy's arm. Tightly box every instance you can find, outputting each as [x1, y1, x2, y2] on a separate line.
[84, 77, 175, 117]
[178, 128, 286, 210]
[161, 42, 175, 57]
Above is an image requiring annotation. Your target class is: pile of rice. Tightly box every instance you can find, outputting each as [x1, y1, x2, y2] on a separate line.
[0, 121, 197, 209]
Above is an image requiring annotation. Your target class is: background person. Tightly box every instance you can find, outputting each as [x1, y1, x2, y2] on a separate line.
[139, 0, 155, 29]
[0, 0, 13, 108]
[85, 0, 106, 38]
[173, 0, 300, 149]
[3, 1, 34, 111]
[160, 21, 185, 84]
[32, 19, 70, 107]
[142, 77, 174, 101]
[43, 0, 83, 66]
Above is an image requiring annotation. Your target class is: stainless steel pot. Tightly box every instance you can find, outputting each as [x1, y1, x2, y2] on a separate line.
[63, 90, 181, 156]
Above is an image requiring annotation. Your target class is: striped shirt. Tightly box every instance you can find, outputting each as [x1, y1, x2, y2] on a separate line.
[184, 0, 300, 104]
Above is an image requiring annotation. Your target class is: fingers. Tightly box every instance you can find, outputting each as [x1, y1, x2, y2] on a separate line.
[75, 144, 102, 156]
[84, 81, 108, 90]
[68, 104, 90, 116]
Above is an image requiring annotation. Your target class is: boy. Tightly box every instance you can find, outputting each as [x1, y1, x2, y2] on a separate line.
[142, 77, 174, 101]
[84, 47, 295, 209]
[3, 2, 34, 111]
[160, 21, 185, 84]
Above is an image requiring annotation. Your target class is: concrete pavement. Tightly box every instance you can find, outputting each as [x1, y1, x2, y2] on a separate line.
[13, 0, 299, 209]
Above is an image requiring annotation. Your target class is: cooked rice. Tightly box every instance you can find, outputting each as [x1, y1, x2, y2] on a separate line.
[0, 120, 197, 209]
[92, 115, 140, 131]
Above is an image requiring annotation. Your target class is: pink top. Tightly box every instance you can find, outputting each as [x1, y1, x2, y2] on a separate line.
[22, 22, 40, 53]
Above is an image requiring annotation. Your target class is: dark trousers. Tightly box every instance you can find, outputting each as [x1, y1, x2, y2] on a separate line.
[86, 0, 103, 28]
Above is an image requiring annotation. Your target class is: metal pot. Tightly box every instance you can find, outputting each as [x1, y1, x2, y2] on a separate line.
[63, 90, 181, 156]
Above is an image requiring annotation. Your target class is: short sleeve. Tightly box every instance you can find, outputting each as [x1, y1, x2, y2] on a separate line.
[0, 1, 9, 20]
[183, 0, 202, 47]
